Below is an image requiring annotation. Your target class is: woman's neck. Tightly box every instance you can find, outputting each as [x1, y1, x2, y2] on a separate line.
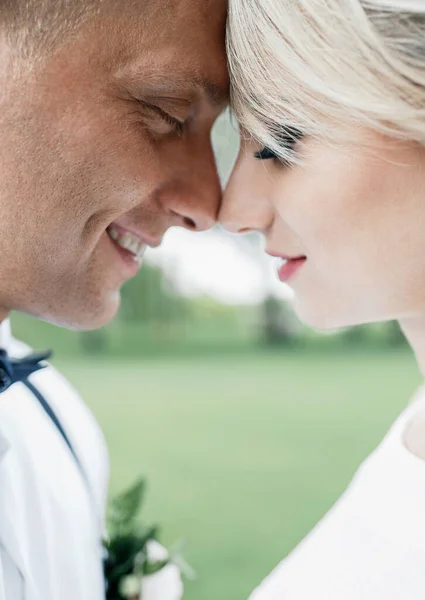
[399, 315, 425, 376]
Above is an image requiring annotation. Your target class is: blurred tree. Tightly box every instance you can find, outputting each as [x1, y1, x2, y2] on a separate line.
[384, 320, 407, 347]
[340, 320, 408, 348]
[261, 295, 300, 346]
[119, 262, 189, 326]
[227, 231, 301, 346]
[80, 328, 108, 354]
[341, 324, 372, 345]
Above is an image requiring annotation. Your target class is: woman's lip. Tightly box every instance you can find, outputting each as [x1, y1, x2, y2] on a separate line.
[266, 251, 304, 261]
[274, 256, 307, 283]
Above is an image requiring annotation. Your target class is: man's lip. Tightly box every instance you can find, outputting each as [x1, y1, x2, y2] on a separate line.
[105, 232, 141, 280]
[108, 223, 162, 248]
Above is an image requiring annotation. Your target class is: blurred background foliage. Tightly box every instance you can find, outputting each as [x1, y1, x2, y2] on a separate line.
[10, 263, 407, 358]
[10, 112, 420, 600]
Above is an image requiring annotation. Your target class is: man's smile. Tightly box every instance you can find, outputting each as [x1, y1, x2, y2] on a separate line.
[107, 224, 149, 264]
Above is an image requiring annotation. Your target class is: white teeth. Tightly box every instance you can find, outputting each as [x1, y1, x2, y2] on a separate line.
[107, 225, 147, 262]
[108, 227, 119, 241]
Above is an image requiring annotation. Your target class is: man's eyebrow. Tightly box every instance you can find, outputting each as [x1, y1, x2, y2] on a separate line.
[194, 77, 229, 108]
[125, 73, 228, 108]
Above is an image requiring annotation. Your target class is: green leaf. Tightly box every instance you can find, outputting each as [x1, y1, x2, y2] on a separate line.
[142, 558, 170, 577]
[105, 477, 188, 599]
[108, 478, 146, 538]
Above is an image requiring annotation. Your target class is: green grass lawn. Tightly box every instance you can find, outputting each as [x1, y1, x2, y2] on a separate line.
[55, 348, 421, 600]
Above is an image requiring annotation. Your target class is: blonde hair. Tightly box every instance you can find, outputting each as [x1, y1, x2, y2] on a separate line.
[227, 0, 425, 164]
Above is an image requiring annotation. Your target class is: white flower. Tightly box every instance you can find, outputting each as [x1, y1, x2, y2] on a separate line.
[140, 540, 184, 600]
[119, 574, 141, 599]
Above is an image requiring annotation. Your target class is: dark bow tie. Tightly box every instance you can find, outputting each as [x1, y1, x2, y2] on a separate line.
[0, 349, 52, 394]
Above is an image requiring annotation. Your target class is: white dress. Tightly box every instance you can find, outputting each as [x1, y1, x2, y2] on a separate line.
[250, 387, 425, 600]
[0, 320, 109, 600]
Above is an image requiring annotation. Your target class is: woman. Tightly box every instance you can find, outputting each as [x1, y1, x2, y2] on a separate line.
[221, 1, 425, 598]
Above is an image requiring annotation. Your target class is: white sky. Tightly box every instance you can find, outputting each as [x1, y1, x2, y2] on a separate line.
[145, 228, 293, 305]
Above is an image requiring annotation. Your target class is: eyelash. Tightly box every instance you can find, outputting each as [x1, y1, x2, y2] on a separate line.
[255, 147, 282, 161]
[254, 127, 303, 164]
[158, 110, 185, 136]
[143, 102, 185, 136]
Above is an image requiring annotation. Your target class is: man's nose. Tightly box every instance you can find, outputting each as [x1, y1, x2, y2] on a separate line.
[157, 140, 222, 232]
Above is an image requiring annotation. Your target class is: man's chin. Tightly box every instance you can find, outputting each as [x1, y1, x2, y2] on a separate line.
[34, 289, 121, 331]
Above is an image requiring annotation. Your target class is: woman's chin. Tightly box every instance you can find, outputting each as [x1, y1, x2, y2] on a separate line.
[292, 298, 353, 332]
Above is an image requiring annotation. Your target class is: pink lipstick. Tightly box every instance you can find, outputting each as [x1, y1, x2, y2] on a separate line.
[267, 252, 307, 283]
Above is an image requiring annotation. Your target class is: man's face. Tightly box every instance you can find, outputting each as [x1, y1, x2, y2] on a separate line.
[0, 0, 228, 329]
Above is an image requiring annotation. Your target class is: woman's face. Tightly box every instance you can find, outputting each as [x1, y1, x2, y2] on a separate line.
[220, 129, 425, 330]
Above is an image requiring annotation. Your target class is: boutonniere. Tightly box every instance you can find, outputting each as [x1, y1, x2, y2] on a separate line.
[104, 478, 192, 600]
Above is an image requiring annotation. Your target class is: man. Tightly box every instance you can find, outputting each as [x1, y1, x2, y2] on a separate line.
[0, 1, 228, 598]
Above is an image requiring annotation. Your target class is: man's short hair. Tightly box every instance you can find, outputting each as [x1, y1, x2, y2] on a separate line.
[0, 0, 105, 57]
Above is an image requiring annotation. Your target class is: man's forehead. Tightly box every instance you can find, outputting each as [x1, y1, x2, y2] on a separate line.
[141, 0, 227, 28]
[109, 0, 228, 105]
[122, 0, 227, 38]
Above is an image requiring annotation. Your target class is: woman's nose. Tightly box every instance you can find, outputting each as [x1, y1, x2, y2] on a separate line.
[219, 150, 273, 234]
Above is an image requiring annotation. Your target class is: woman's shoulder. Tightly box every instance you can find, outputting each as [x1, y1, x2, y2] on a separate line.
[248, 387, 425, 600]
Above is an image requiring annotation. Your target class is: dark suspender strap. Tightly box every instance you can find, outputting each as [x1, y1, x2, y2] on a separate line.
[23, 378, 97, 514]
[23, 379, 85, 475]
[23, 378, 107, 591]
[0, 346, 106, 586]
[22, 376, 97, 505]
[0, 348, 87, 478]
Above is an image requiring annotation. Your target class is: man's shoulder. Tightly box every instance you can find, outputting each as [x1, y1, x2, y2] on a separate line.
[0, 345, 109, 497]
[7, 335, 33, 359]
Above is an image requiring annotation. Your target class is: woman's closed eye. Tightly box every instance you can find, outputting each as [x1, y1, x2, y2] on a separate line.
[254, 126, 304, 163]
[255, 146, 281, 160]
